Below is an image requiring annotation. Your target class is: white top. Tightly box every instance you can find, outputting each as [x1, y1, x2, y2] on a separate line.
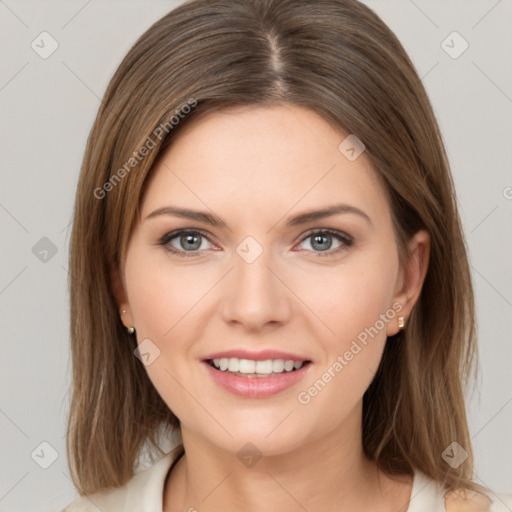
[63, 446, 512, 512]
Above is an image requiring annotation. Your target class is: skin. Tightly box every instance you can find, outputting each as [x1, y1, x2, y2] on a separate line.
[444, 490, 493, 512]
[112, 104, 431, 512]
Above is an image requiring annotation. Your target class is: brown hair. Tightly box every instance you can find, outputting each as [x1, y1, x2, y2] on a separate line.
[67, 0, 485, 498]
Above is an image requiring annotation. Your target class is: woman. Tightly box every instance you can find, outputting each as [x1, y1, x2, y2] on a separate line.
[64, 0, 511, 510]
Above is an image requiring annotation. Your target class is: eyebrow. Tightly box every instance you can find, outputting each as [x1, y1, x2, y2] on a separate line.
[144, 203, 373, 228]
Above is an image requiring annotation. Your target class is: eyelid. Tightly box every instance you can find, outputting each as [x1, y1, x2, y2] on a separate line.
[158, 227, 353, 257]
[298, 228, 353, 245]
[294, 228, 353, 256]
[158, 228, 217, 257]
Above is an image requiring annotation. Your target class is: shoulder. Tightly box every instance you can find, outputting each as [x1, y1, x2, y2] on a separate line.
[62, 445, 184, 512]
[409, 469, 512, 512]
[444, 488, 512, 512]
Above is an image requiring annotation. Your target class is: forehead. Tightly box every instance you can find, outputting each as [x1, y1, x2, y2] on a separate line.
[140, 105, 390, 227]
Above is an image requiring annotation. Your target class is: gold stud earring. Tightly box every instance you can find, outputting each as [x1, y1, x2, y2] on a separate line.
[398, 316, 405, 330]
[122, 309, 126, 314]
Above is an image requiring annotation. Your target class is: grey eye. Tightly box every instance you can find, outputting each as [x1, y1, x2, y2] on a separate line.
[177, 232, 203, 251]
[299, 231, 346, 253]
[309, 233, 334, 251]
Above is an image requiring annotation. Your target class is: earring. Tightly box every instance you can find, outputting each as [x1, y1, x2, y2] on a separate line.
[121, 309, 134, 333]
[398, 316, 405, 330]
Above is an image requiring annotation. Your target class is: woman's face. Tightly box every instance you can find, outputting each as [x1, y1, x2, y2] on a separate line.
[118, 104, 428, 456]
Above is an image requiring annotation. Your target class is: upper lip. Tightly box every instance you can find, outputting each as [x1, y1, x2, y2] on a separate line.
[202, 349, 311, 362]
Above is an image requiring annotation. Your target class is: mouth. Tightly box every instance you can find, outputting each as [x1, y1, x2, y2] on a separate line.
[204, 357, 312, 378]
[201, 356, 313, 398]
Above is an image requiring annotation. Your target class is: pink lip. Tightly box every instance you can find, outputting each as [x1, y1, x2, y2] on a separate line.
[202, 349, 310, 362]
[201, 360, 313, 398]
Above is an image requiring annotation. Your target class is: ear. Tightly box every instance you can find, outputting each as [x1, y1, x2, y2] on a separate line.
[387, 229, 431, 337]
[110, 262, 134, 329]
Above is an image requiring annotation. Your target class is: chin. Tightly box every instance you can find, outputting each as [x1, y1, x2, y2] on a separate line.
[189, 415, 311, 459]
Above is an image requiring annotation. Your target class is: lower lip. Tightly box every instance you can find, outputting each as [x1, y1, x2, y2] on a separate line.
[202, 361, 312, 398]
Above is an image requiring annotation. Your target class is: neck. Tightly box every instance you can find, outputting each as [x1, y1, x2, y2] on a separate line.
[163, 402, 412, 512]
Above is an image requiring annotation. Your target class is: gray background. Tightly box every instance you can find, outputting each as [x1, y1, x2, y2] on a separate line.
[1, 1, 511, 511]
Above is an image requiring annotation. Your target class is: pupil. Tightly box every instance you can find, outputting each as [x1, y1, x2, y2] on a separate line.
[312, 234, 331, 251]
[182, 233, 201, 250]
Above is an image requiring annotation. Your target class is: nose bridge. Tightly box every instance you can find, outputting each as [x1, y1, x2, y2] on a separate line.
[220, 237, 290, 329]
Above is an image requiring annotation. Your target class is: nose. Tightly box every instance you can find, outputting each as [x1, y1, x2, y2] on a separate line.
[219, 247, 292, 332]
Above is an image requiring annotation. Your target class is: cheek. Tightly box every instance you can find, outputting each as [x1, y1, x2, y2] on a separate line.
[124, 235, 398, 409]
[123, 248, 210, 414]
[293, 269, 396, 422]
[300, 253, 397, 344]
[124, 247, 211, 338]
[300, 249, 398, 384]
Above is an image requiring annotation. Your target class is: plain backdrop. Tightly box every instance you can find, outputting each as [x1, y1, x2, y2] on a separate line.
[0, 1, 511, 510]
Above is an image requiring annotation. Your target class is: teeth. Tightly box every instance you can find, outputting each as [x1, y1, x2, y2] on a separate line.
[272, 359, 285, 373]
[210, 357, 305, 375]
[256, 360, 273, 374]
[238, 359, 255, 373]
[283, 360, 294, 372]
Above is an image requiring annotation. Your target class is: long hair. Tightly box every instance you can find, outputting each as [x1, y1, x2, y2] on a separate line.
[67, 0, 482, 496]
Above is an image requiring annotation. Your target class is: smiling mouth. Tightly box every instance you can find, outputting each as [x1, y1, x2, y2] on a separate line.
[205, 358, 312, 378]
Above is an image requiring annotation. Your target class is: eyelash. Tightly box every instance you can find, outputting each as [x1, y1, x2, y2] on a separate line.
[157, 228, 353, 258]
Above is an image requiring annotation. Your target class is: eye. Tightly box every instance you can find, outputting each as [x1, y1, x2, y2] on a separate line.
[158, 228, 353, 258]
[158, 229, 214, 257]
[296, 229, 353, 256]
